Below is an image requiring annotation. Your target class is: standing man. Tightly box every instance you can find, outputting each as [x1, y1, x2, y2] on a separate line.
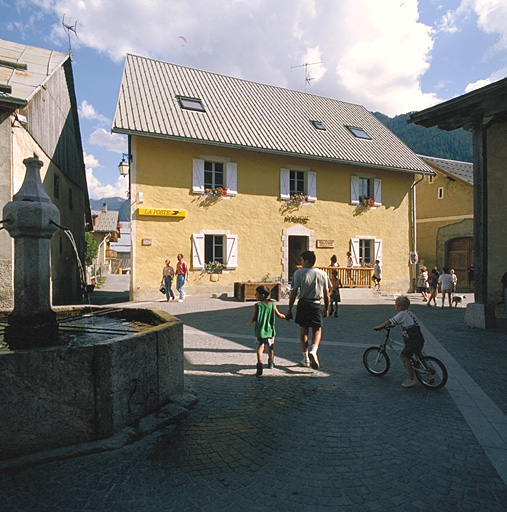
[176, 253, 189, 302]
[286, 251, 330, 369]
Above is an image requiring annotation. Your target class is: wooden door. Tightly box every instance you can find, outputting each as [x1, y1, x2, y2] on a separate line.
[447, 237, 473, 290]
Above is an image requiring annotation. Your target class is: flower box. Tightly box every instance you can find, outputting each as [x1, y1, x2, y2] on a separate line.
[234, 282, 281, 301]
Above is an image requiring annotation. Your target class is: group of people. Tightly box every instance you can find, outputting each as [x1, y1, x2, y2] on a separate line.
[248, 249, 421, 387]
[161, 254, 189, 302]
[417, 266, 458, 308]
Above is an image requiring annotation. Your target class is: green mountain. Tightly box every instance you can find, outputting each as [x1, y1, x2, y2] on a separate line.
[373, 112, 473, 162]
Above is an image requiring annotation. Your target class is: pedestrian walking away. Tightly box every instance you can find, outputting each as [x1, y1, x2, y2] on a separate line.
[438, 268, 454, 308]
[286, 251, 330, 369]
[372, 259, 382, 291]
[427, 268, 439, 306]
[162, 259, 175, 301]
[247, 285, 287, 376]
[417, 266, 429, 301]
[373, 295, 425, 388]
[176, 253, 189, 302]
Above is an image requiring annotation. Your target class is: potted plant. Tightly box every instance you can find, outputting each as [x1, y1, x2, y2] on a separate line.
[204, 260, 224, 273]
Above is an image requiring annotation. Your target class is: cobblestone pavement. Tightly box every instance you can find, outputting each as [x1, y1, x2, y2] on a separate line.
[1, 288, 506, 511]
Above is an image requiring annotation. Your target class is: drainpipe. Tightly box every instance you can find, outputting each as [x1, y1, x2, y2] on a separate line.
[411, 174, 424, 292]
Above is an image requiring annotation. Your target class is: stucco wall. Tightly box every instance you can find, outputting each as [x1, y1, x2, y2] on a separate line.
[129, 137, 414, 299]
[416, 166, 473, 270]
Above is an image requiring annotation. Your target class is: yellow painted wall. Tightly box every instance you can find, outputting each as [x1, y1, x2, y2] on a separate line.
[416, 164, 473, 270]
[129, 136, 415, 300]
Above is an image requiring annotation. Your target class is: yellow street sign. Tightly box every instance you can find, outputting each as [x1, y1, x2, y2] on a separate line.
[137, 208, 186, 218]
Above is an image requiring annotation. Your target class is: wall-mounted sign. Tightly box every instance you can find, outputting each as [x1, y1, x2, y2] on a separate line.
[285, 216, 310, 224]
[137, 208, 186, 218]
[316, 240, 335, 248]
[141, 238, 152, 246]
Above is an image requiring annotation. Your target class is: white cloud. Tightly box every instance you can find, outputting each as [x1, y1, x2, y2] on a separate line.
[89, 128, 126, 153]
[28, 0, 442, 115]
[79, 100, 110, 124]
[86, 167, 128, 199]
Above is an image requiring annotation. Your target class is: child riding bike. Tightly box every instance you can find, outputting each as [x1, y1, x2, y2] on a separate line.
[373, 295, 425, 388]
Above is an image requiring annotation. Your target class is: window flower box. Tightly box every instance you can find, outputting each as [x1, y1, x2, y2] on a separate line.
[204, 260, 224, 273]
[286, 193, 309, 205]
[202, 187, 228, 199]
[360, 197, 375, 208]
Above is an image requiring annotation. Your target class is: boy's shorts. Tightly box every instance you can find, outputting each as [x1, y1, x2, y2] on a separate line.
[295, 300, 323, 328]
[257, 337, 274, 347]
[401, 326, 424, 358]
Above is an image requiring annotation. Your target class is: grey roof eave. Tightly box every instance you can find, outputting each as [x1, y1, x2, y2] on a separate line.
[112, 126, 435, 176]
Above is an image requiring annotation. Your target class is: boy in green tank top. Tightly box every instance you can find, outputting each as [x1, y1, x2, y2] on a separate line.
[247, 285, 287, 376]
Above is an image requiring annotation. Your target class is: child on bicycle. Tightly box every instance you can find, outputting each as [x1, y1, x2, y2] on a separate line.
[373, 295, 425, 388]
[247, 285, 287, 376]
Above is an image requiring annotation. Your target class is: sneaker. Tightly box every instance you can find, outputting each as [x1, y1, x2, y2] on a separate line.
[300, 359, 310, 368]
[402, 378, 416, 388]
[178, 299, 183, 303]
[256, 362, 263, 376]
[309, 351, 320, 370]
[268, 359, 275, 369]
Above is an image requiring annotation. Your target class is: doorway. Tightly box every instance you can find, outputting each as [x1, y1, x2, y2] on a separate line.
[288, 235, 309, 281]
[447, 237, 473, 290]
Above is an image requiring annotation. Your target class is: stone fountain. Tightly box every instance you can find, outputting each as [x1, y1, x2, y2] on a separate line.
[0, 157, 185, 461]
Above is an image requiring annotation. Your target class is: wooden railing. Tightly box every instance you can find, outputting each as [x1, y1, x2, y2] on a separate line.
[105, 249, 118, 259]
[318, 266, 373, 288]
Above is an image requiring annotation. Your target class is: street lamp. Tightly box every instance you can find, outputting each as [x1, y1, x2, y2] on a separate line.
[118, 153, 131, 176]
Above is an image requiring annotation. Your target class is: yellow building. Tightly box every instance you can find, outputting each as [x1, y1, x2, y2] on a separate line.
[113, 56, 433, 300]
[416, 155, 473, 290]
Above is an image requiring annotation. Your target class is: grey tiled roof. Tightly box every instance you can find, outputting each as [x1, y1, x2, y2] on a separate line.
[113, 55, 433, 175]
[0, 39, 68, 106]
[93, 209, 119, 233]
[420, 155, 473, 185]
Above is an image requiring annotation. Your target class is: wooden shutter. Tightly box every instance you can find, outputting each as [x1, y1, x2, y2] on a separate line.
[280, 168, 290, 200]
[307, 171, 317, 202]
[225, 234, 238, 268]
[192, 234, 205, 269]
[350, 176, 359, 204]
[374, 239, 382, 262]
[192, 159, 204, 194]
[373, 179, 382, 206]
[350, 239, 360, 266]
[225, 162, 238, 196]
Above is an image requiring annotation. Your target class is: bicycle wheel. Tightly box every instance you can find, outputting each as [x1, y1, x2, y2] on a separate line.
[363, 347, 390, 376]
[414, 356, 448, 389]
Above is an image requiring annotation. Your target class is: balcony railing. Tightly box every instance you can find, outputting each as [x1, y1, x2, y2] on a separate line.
[105, 249, 118, 259]
[318, 266, 373, 288]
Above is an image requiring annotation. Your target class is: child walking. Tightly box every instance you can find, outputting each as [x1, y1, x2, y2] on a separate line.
[373, 295, 425, 388]
[247, 285, 287, 376]
[329, 269, 342, 317]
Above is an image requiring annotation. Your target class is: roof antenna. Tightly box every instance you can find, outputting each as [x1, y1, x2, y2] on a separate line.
[62, 14, 78, 60]
[291, 61, 322, 93]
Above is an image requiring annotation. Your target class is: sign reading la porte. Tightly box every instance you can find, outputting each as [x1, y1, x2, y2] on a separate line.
[137, 208, 186, 218]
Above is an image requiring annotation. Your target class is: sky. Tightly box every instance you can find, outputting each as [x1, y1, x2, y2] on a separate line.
[2, 0, 507, 200]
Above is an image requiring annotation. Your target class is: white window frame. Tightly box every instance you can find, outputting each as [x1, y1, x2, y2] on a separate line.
[192, 158, 237, 196]
[192, 231, 238, 269]
[280, 167, 316, 202]
[438, 187, 444, 199]
[351, 176, 382, 206]
[350, 237, 382, 266]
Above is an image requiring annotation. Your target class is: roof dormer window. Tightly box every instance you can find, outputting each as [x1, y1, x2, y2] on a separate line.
[346, 126, 371, 139]
[177, 95, 205, 112]
[311, 120, 326, 131]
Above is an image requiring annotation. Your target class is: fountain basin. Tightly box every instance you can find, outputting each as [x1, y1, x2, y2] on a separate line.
[0, 306, 183, 460]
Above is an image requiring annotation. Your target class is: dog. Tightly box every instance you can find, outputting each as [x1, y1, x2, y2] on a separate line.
[452, 295, 466, 307]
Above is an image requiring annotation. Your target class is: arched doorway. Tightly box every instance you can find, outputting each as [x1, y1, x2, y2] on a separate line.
[447, 237, 473, 290]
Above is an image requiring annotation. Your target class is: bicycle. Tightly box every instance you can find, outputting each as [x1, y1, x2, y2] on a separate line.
[363, 326, 448, 389]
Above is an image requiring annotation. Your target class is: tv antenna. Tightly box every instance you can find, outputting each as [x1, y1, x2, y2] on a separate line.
[291, 61, 322, 92]
[62, 14, 78, 59]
